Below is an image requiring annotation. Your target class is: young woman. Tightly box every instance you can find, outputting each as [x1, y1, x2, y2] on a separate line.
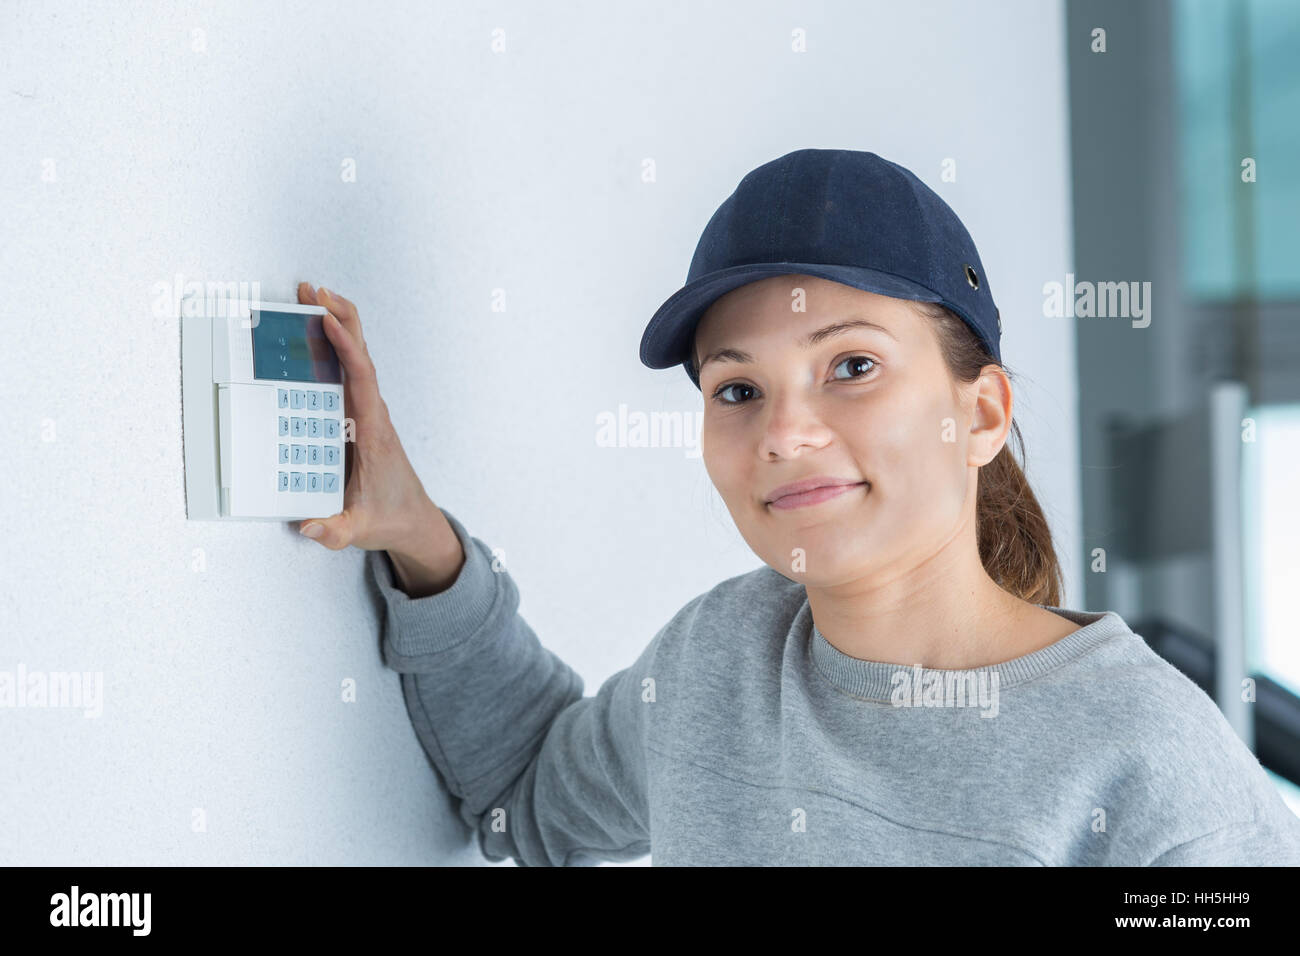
[295, 149, 1300, 866]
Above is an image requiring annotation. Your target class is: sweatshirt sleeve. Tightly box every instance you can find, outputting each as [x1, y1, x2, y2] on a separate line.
[367, 505, 674, 867]
[1146, 798, 1300, 866]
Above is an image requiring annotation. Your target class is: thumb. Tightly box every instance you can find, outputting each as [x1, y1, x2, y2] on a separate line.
[298, 510, 355, 550]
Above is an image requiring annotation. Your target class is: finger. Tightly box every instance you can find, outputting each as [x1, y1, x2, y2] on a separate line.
[316, 287, 368, 352]
[297, 281, 319, 306]
[320, 308, 382, 419]
[298, 511, 356, 550]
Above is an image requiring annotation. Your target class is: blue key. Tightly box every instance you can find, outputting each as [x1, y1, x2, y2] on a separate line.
[278, 416, 289, 437]
[324, 392, 338, 411]
[308, 418, 322, 438]
[290, 390, 305, 409]
[324, 445, 338, 466]
[324, 473, 339, 493]
[324, 419, 339, 438]
[278, 471, 289, 492]
[277, 388, 289, 408]
[291, 417, 305, 437]
[278, 444, 289, 464]
[308, 445, 321, 465]
[291, 444, 306, 464]
[290, 472, 305, 492]
[307, 391, 321, 410]
[307, 472, 321, 493]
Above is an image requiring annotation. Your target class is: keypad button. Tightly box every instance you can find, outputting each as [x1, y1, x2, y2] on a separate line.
[277, 388, 289, 408]
[307, 390, 321, 410]
[324, 445, 338, 466]
[307, 472, 321, 493]
[278, 444, 289, 464]
[307, 417, 322, 439]
[290, 472, 305, 492]
[308, 445, 321, 465]
[291, 417, 306, 437]
[324, 473, 339, 493]
[291, 444, 306, 464]
[290, 389, 305, 409]
[278, 416, 289, 437]
[324, 418, 339, 439]
[323, 392, 338, 412]
[278, 471, 289, 492]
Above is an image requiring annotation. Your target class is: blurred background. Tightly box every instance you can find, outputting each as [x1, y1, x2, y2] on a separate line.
[1066, 0, 1300, 816]
[1, 0, 1295, 866]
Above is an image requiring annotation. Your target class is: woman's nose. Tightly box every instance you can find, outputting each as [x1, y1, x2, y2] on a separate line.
[758, 394, 832, 459]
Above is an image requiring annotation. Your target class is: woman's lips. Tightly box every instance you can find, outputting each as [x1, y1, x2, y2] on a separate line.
[768, 481, 867, 511]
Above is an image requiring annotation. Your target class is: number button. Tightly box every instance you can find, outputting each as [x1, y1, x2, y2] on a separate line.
[307, 391, 321, 411]
[324, 419, 339, 439]
[290, 390, 305, 409]
[307, 472, 321, 493]
[291, 417, 306, 437]
[308, 418, 322, 439]
[324, 445, 338, 466]
[291, 444, 306, 464]
[308, 445, 321, 465]
[323, 392, 338, 412]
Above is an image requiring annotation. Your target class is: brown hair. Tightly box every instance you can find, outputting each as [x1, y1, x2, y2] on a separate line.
[690, 300, 1064, 607]
[911, 300, 1064, 606]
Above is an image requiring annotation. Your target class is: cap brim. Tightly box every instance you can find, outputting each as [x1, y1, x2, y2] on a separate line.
[639, 262, 944, 377]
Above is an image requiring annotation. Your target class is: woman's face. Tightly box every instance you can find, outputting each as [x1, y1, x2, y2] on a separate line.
[695, 274, 993, 587]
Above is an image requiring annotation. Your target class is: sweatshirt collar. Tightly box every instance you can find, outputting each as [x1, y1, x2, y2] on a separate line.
[805, 603, 1130, 702]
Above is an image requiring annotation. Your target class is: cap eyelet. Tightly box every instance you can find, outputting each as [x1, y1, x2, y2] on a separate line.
[964, 264, 979, 290]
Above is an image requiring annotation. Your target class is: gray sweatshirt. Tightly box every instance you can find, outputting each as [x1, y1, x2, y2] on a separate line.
[369, 506, 1300, 866]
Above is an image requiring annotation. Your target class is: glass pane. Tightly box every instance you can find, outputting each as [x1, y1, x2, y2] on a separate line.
[1243, 403, 1300, 697]
[1174, 0, 1300, 299]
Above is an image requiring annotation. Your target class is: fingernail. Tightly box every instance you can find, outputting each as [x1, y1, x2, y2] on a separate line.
[304, 282, 315, 295]
[300, 523, 323, 539]
[318, 287, 331, 300]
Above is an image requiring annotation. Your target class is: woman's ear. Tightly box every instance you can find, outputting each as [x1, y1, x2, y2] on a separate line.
[967, 365, 1012, 467]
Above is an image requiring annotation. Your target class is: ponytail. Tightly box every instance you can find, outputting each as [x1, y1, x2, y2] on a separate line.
[915, 302, 1065, 607]
[975, 424, 1064, 607]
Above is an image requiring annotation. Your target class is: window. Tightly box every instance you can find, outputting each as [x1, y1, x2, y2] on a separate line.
[1174, 0, 1300, 300]
[1243, 403, 1300, 697]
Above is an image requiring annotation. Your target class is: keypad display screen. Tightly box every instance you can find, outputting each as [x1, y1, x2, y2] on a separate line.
[251, 310, 342, 384]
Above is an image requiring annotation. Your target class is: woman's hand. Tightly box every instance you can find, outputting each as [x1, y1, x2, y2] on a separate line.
[293, 282, 450, 566]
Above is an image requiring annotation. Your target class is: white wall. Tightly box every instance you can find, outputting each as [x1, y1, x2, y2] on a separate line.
[0, 0, 1077, 864]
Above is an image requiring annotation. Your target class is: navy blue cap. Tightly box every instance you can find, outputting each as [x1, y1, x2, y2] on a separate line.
[640, 148, 1002, 389]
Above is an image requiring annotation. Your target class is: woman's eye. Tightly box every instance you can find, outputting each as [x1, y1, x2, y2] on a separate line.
[711, 357, 877, 405]
[711, 382, 757, 405]
[832, 355, 877, 380]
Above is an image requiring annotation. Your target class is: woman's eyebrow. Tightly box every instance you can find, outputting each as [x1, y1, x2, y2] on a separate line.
[698, 317, 897, 372]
